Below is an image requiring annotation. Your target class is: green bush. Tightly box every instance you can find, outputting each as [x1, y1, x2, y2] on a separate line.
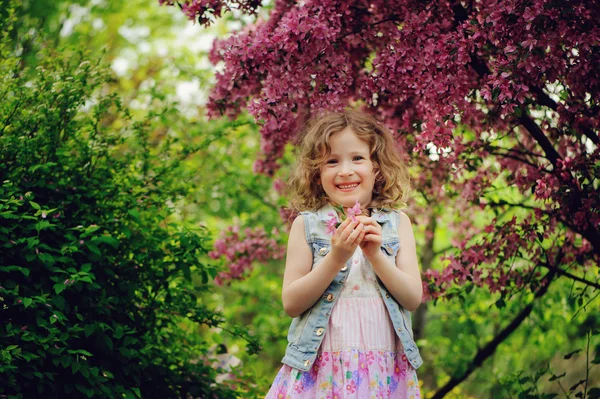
[0, 10, 254, 399]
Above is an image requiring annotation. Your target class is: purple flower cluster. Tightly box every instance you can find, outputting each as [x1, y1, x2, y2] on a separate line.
[209, 225, 286, 285]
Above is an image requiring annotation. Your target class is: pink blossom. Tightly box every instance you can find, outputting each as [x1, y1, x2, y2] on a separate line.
[210, 225, 285, 285]
[325, 211, 338, 236]
[346, 199, 361, 222]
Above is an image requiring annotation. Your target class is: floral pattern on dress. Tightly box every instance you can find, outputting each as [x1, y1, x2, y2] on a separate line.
[266, 348, 421, 399]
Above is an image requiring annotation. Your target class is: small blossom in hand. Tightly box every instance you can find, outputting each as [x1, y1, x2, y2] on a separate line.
[325, 200, 361, 236]
[325, 212, 338, 235]
[347, 200, 361, 222]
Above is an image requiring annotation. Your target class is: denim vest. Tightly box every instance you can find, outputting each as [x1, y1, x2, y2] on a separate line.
[281, 204, 423, 372]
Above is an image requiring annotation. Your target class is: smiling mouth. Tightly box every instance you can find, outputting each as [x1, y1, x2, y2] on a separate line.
[336, 183, 359, 190]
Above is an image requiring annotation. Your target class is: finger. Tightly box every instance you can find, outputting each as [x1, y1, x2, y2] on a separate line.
[361, 225, 382, 235]
[362, 233, 381, 242]
[339, 220, 359, 241]
[353, 229, 366, 245]
[335, 216, 352, 233]
[346, 223, 364, 244]
[355, 215, 377, 226]
[333, 217, 351, 238]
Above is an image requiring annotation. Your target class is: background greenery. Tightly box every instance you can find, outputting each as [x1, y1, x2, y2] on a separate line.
[0, 1, 597, 398]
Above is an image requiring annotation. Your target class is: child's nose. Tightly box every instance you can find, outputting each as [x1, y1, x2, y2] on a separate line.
[338, 162, 355, 176]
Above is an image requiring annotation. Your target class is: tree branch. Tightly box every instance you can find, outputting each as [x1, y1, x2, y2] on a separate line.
[517, 113, 561, 167]
[486, 199, 542, 213]
[529, 86, 599, 145]
[541, 262, 600, 290]
[430, 268, 556, 399]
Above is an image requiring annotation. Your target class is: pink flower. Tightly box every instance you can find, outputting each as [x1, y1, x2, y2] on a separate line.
[325, 211, 338, 235]
[346, 199, 361, 222]
[346, 380, 356, 394]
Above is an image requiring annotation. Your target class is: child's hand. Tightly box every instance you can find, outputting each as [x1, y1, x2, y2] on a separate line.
[330, 217, 365, 267]
[356, 215, 382, 259]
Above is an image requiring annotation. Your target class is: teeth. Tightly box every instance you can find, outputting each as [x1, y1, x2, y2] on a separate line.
[338, 183, 358, 189]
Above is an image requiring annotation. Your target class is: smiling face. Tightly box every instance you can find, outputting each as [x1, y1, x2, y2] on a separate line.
[319, 126, 376, 209]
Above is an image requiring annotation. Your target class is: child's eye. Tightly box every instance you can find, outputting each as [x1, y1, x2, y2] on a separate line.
[352, 156, 364, 161]
[326, 159, 338, 164]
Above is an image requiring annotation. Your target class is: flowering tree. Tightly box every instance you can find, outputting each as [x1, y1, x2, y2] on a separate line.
[161, 0, 599, 396]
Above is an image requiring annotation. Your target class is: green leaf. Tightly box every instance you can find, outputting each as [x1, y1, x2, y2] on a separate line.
[67, 349, 93, 357]
[592, 343, 600, 365]
[95, 235, 119, 248]
[495, 297, 506, 309]
[518, 376, 530, 384]
[114, 326, 124, 339]
[127, 209, 140, 220]
[564, 349, 581, 359]
[0, 265, 30, 277]
[72, 362, 82, 374]
[30, 201, 41, 210]
[53, 283, 66, 295]
[569, 379, 585, 392]
[103, 335, 113, 351]
[84, 324, 96, 337]
[23, 298, 33, 308]
[60, 356, 72, 368]
[52, 295, 65, 311]
[81, 263, 92, 273]
[549, 372, 566, 381]
[85, 242, 101, 256]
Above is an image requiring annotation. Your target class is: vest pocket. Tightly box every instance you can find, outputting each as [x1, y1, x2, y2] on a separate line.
[311, 240, 331, 267]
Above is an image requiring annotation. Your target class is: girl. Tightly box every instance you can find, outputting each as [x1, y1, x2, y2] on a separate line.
[266, 109, 422, 399]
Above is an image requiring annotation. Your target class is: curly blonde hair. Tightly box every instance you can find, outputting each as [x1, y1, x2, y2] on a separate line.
[288, 109, 411, 212]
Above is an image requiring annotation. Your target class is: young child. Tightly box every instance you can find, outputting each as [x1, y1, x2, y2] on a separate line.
[266, 109, 423, 399]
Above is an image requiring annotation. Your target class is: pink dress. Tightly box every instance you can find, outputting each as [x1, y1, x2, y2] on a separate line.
[266, 247, 421, 399]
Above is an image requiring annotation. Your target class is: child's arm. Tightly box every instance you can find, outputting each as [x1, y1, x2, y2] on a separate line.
[282, 215, 363, 318]
[359, 212, 423, 311]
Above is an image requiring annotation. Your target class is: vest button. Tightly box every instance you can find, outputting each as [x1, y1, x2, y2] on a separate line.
[326, 293, 334, 302]
[316, 328, 324, 336]
[304, 359, 310, 367]
[341, 265, 348, 271]
[385, 294, 390, 299]
[318, 247, 328, 255]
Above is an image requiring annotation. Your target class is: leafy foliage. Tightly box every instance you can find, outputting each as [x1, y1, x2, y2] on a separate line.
[0, 8, 255, 398]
